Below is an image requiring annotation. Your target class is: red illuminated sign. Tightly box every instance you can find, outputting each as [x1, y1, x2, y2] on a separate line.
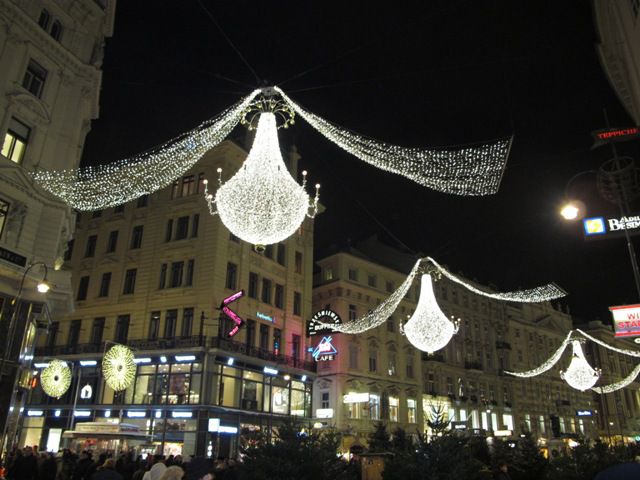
[592, 127, 640, 148]
[609, 304, 640, 338]
[221, 290, 245, 337]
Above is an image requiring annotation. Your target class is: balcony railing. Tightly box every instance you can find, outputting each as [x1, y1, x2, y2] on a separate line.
[495, 340, 511, 350]
[464, 360, 483, 371]
[422, 353, 445, 362]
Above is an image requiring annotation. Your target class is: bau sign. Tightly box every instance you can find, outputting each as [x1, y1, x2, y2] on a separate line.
[609, 304, 640, 338]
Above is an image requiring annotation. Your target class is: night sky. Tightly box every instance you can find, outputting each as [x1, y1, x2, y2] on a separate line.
[81, 1, 640, 322]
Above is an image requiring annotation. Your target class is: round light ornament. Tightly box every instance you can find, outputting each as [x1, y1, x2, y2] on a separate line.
[41, 360, 72, 399]
[102, 344, 136, 391]
[560, 340, 601, 391]
[403, 274, 459, 353]
[205, 112, 319, 246]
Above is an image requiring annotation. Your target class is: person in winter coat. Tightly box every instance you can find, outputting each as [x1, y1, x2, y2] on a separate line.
[91, 459, 123, 480]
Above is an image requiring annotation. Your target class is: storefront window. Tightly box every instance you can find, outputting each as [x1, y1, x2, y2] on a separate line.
[369, 394, 380, 420]
[241, 370, 263, 411]
[389, 397, 399, 422]
[407, 399, 416, 424]
[220, 366, 241, 407]
[291, 389, 305, 416]
[271, 377, 289, 414]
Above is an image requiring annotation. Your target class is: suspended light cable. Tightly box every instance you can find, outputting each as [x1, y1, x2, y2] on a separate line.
[593, 364, 640, 394]
[504, 331, 573, 378]
[576, 328, 640, 358]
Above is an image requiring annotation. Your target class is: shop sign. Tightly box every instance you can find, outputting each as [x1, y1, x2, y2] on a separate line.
[257, 312, 275, 323]
[208, 418, 238, 434]
[576, 410, 593, 417]
[494, 430, 512, 437]
[0, 246, 27, 267]
[220, 290, 245, 337]
[343, 392, 369, 403]
[584, 215, 640, 240]
[80, 385, 93, 399]
[592, 126, 640, 148]
[307, 309, 342, 337]
[312, 336, 337, 361]
[316, 408, 334, 419]
[609, 304, 640, 338]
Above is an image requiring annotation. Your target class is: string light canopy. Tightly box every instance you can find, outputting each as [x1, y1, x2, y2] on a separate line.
[560, 340, 601, 391]
[40, 360, 72, 399]
[401, 273, 459, 353]
[102, 345, 136, 392]
[203, 110, 320, 246]
[31, 87, 512, 213]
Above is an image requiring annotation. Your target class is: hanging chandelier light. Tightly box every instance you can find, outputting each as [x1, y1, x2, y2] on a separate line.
[40, 360, 72, 399]
[102, 344, 136, 392]
[203, 107, 320, 246]
[560, 339, 601, 391]
[402, 274, 459, 353]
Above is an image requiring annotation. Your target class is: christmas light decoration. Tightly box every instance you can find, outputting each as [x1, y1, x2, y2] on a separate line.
[576, 329, 640, 358]
[593, 364, 640, 394]
[325, 259, 422, 334]
[560, 340, 601, 391]
[504, 331, 573, 378]
[402, 274, 459, 353]
[31, 90, 261, 210]
[426, 257, 566, 302]
[203, 111, 320, 246]
[40, 360, 72, 399]
[102, 345, 136, 391]
[276, 87, 513, 196]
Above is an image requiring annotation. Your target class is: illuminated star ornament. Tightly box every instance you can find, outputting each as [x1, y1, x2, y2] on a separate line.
[40, 360, 72, 399]
[32, 87, 512, 246]
[102, 344, 136, 391]
[323, 257, 566, 355]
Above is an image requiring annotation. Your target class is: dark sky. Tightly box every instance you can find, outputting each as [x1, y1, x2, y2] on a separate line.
[82, 1, 640, 321]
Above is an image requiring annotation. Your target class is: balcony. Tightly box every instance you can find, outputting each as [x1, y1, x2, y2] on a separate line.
[129, 336, 205, 350]
[422, 353, 445, 362]
[495, 340, 511, 350]
[464, 360, 483, 371]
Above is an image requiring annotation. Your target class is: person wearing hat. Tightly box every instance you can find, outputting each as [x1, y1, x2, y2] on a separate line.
[185, 458, 214, 480]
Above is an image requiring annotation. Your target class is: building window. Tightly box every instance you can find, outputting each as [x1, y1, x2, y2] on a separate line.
[388, 352, 396, 376]
[368, 274, 377, 287]
[68, 320, 81, 346]
[50, 19, 63, 40]
[165, 309, 177, 338]
[149, 312, 160, 340]
[182, 308, 194, 337]
[170, 261, 184, 288]
[276, 244, 286, 265]
[264, 244, 274, 259]
[98, 272, 111, 297]
[248, 272, 259, 299]
[185, 259, 194, 286]
[191, 214, 199, 238]
[349, 344, 358, 369]
[407, 399, 417, 423]
[77, 276, 89, 301]
[386, 281, 394, 292]
[293, 291, 302, 316]
[130, 225, 143, 249]
[136, 195, 148, 208]
[348, 268, 358, 281]
[273, 328, 281, 355]
[369, 350, 377, 372]
[274, 284, 284, 309]
[389, 397, 399, 422]
[348, 304, 357, 321]
[22, 60, 47, 98]
[38, 9, 50, 29]
[406, 354, 414, 378]
[123, 269, 137, 294]
[259, 324, 269, 350]
[1, 118, 30, 164]
[292, 334, 300, 360]
[64, 239, 74, 261]
[229, 232, 240, 243]
[158, 263, 167, 289]
[324, 268, 333, 281]
[261, 279, 272, 304]
[321, 392, 330, 409]
[91, 318, 105, 345]
[172, 174, 197, 198]
[369, 395, 380, 420]
[387, 316, 395, 333]
[106, 230, 118, 253]
[246, 319, 256, 348]
[47, 321, 59, 348]
[114, 204, 125, 214]
[175, 216, 189, 240]
[91, 210, 102, 219]
[225, 262, 237, 290]
[165, 219, 173, 242]
[295, 251, 303, 274]
[0, 198, 9, 239]
[115, 315, 130, 343]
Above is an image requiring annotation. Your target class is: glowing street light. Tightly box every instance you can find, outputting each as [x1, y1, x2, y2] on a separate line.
[560, 202, 580, 220]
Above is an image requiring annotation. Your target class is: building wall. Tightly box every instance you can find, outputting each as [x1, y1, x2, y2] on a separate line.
[25, 140, 318, 457]
[312, 245, 598, 452]
[0, 0, 114, 451]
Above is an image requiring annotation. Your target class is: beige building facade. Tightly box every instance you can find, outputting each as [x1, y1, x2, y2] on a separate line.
[0, 0, 115, 452]
[23, 141, 318, 458]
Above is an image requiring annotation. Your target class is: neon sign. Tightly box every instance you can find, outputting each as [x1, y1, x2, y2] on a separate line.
[221, 290, 245, 337]
[307, 309, 342, 337]
[592, 126, 640, 147]
[257, 312, 275, 323]
[311, 336, 337, 362]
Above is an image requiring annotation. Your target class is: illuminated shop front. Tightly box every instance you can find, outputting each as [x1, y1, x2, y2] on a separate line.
[20, 353, 314, 457]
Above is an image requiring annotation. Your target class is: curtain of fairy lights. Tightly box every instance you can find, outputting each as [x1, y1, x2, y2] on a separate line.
[276, 87, 513, 196]
[504, 331, 574, 378]
[32, 89, 261, 211]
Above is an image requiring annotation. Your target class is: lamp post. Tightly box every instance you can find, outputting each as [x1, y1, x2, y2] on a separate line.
[0, 261, 51, 459]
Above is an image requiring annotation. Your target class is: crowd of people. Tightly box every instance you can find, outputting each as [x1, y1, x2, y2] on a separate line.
[0, 447, 217, 480]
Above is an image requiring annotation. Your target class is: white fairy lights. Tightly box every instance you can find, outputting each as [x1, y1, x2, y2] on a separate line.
[276, 87, 513, 196]
[203, 112, 320, 246]
[102, 345, 136, 392]
[402, 274, 459, 353]
[504, 331, 573, 378]
[32, 90, 261, 211]
[593, 364, 640, 394]
[560, 340, 601, 391]
[40, 360, 72, 399]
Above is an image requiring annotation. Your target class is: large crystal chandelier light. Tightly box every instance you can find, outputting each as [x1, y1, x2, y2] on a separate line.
[560, 340, 601, 391]
[204, 111, 320, 246]
[402, 274, 459, 353]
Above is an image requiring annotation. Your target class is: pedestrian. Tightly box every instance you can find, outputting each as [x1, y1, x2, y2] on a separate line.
[185, 459, 214, 480]
[10, 446, 38, 480]
[73, 451, 94, 480]
[493, 461, 512, 480]
[142, 462, 166, 480]
[38, 452, 57, 480]
[91, 459, 123, 480]
[159, 466, 184, 480]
